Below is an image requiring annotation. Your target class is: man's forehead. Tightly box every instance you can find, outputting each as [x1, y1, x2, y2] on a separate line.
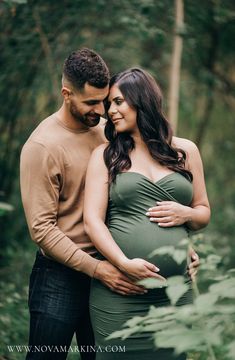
[82, 83, 109, 100]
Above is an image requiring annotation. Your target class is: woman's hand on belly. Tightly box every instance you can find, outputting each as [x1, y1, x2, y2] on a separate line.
[120, 257, 166, 281]
[146, 201, 191, 227]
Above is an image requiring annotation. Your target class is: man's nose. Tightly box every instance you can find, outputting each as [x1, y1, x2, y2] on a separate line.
[94, 102, 105, 115]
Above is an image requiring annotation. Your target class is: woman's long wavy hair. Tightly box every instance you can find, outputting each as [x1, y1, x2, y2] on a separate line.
[104, 68, 193, 183]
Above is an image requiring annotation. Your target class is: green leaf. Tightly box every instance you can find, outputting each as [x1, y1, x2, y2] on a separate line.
[147, 305, 175, 318]
[3, 0, 27, 4]
[205, 325, 223, 346]
[154, 325, 205, 353]
[175, 304, 199, 324]
[213, 275, 229, 281]
[167, 276, 185, 286]
[172, 249, 187, 264]
[206, 254, 222, 265]
[142, 320, 175, 333]
[150, 245, 187, 264]
[226, 341, 235, 360]
[149, 246, 174, 257]
[178, 238, 190, 246]
[0, 202, 14, 212]
[125, 316, 144, 328]
[209, 278, 235, 299]
[138, 278, 167, 289]
[166, 283, 189, 305]
[205, 316, 225, 331]
[215, 305, 235, 314]
[107, 325, 141, 340]
[195, 293, 219, 314]
[227, 268, 235, 276]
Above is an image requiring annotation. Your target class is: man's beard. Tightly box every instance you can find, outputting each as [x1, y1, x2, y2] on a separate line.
[70, 102, 100, 127]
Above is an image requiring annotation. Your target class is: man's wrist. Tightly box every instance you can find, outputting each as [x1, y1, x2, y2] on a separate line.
[93, 260, 102, 279]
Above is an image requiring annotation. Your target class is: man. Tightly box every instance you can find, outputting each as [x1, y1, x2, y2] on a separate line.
[20, 48, 199, 360]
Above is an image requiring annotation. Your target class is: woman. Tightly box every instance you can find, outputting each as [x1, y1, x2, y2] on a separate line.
[84, 68, 210, 359]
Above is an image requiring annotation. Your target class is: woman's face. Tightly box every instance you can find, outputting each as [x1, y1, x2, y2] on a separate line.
[107, 84, 138, 135]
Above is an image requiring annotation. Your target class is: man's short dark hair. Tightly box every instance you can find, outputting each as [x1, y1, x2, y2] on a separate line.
[63, 48, 110, 90]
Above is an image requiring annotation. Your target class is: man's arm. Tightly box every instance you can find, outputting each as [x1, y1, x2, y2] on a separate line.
[94, 261, 148, 295]
[20, 141, 147, 294]
[20, 141, 99, 277]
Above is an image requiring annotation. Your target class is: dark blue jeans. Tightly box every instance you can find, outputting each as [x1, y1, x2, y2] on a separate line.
[26, 251, 95, 360]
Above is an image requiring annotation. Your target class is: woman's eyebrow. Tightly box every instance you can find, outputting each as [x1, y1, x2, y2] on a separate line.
[108, 96, 123, 102]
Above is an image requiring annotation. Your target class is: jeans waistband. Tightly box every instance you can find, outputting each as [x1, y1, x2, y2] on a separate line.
[34, 250, 89, 279]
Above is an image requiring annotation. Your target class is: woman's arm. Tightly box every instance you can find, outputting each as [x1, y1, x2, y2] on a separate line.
[84, 144, 164, 280]
[182, 139, 210, 230]
[146, 139, 211, 230]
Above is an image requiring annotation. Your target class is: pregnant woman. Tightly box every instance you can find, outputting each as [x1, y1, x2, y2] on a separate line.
[84, 68, 210, 359]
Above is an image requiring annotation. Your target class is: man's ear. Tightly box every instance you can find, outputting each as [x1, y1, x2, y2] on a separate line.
[61, 86, 71, 101]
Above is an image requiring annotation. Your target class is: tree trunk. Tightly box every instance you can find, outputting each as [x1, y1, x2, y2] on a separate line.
[195, 2, 219, 149]
[195, 83, 215, 149]
[33, 8, 60, 106]
[168, 0, 184, 134]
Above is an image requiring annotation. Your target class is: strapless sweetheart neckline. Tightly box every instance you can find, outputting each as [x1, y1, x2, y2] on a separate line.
[117, 171, 181, 186]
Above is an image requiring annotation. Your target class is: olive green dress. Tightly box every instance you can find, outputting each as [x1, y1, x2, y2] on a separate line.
[90, 172, 193, 359]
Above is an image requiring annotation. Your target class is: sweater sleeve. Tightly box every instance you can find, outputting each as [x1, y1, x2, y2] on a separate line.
[20, 141, 99, 277]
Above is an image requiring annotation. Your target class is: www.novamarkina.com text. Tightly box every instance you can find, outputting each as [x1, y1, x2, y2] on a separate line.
[7, 345, 126, 353]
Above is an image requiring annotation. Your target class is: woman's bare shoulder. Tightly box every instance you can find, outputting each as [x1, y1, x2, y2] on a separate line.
[172, 136, 198, 154]
[89, 143, 109, 167]
[92, 142, 109, 155]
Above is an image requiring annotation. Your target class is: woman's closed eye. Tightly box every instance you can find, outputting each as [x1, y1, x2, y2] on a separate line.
[114, 98, 124, 106]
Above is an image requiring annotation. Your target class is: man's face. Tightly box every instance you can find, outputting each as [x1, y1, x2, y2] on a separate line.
[66, 83, 109, 127]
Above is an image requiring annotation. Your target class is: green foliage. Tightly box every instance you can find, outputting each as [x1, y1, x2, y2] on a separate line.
[0, 246, 32, 359]
[0, 245, 81, 359]
[0, 0, 235, 357]
[108, 235, 235, 359]
[0, 201, 14, 216]
[149, 237, 190, 265]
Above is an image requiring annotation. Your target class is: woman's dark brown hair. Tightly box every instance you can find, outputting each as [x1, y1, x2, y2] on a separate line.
[104, 68, 192, 183]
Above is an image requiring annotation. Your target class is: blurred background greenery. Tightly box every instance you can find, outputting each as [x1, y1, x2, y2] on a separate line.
[0, 0, 234, 359]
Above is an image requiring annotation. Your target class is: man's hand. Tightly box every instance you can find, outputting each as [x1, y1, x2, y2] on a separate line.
[188, 248, 200, 281]
[93, 260, 149, 295]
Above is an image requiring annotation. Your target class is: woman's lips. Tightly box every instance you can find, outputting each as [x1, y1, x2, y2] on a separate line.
[112, 118, 123, 124]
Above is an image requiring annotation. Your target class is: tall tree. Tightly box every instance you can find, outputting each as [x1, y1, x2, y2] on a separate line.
[168, 0, 184, 134]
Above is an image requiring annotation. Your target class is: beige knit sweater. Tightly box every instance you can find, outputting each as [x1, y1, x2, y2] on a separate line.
[20, 114, 106, 277]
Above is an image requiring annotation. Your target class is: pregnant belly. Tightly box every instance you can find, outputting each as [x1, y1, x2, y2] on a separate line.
[109, 218, 189, 278]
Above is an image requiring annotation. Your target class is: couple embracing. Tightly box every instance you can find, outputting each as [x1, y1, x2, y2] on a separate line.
[20, 48, 210, 360]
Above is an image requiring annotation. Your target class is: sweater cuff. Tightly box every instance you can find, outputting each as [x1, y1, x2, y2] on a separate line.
[78, 252, 101, 278]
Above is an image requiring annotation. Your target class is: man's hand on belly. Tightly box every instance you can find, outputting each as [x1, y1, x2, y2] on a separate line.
[93, 260, 148, 295]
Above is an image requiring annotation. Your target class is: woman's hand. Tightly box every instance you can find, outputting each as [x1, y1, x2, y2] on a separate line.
[120, 257, 166, 281]
[146, 201, 192, 227]
[188, 248, 200, 281]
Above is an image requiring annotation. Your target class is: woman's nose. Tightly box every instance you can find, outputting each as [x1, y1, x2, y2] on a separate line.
[108, 104, 118, 116]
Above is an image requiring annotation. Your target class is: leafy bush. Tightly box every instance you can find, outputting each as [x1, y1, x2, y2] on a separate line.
[0, 246, 31, 359]
[0, 201, 14, 217]
[108, 235, 235, 360]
